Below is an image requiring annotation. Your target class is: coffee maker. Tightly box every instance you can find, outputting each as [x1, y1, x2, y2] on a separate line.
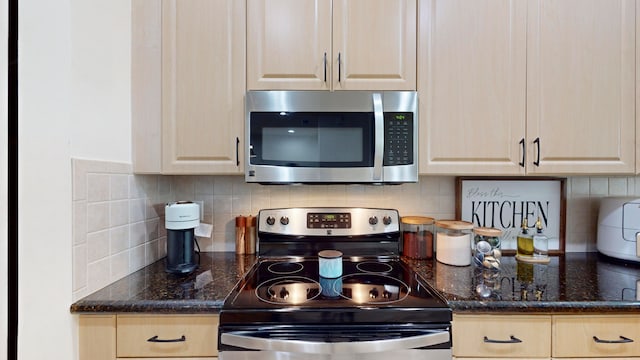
[165, 201, 200, 274]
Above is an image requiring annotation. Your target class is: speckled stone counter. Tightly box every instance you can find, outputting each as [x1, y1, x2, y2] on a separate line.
[70, 252, 256, 313]
[405, 252, 640, 313]
[71, 252, 640, 314]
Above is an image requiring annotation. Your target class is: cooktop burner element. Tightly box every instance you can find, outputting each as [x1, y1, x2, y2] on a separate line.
[356, 261, 394, 274]
[339, 273, 409, 304]
[267, 261, 304, 275]
[257, 276, 321, 305]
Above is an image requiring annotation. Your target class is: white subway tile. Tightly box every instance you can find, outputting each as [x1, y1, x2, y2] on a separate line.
[110, 225, 130, 255]
[130, 221, 147, 247]
[87, 230, 110, 263]
[110, 200, 129, 227]
[110, 174, 129, 200]
[589, 177, 609, 196]
[608, 177, 628, 196]
[87, 174, 110, 202]
[129, 198, 146, 223]
[87, 202, 110, 233]
[87, 257, 111, 293]
[73, 201, 87, 245]
[110, 250, 130, 281]
[73, 244, 87, 292]
[570, 177, 590, 196]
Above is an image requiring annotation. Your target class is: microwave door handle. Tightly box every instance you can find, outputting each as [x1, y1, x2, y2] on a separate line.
[372, 93, 384, 181]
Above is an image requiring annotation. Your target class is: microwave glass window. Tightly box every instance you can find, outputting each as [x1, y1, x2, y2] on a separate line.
[262, 127, 363, 162]
[250, 112, 374, 167]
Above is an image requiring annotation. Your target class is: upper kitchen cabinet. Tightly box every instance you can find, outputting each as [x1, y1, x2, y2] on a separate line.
[247, 0, 417, 91]
[418, 0, 527, 175]
[526, 0, 636, 175]
[132, 0, 245, 174]
[419, 0, 636, 176]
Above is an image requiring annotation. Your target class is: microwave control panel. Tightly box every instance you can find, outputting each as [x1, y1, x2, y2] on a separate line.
[383, 112, 414, 166]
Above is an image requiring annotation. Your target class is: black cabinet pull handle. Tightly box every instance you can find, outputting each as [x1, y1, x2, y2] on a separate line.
[323, 52, 327, 83]
[338, 52, 341, 83]
[533, 137, 540, 166]
[236, 137, 240, 166]
[519, 138, 525, 167]
[483, 335, 523, 344]
[593, 335, 634, 344]
[147, 335, 186, 343]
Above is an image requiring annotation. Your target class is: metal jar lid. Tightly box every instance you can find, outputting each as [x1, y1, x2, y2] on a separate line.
[401, 216, 435, 225]
[434, 220, 474, 230]
[473, 227, 502, 237]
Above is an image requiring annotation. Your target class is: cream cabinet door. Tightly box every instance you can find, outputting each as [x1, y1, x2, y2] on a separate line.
[526, 0, 636, 175]
[418, 0, 527, 175]
[247, 0, 332, 90]
[333, 0, 416, 90]
[161, 0, 244, 174]
[247, 0, 416, 91]
[452, 314, 552, 358]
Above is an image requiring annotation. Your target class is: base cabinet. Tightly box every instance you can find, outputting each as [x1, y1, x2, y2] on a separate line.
[453, 313, 640, 359]
[79, 314, 219, 360]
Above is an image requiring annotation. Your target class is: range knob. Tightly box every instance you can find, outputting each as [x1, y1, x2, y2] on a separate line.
[383, 216, 392, 225]
[369, 287, 379, 299]
[368, 216, 378, 225]
[280, 216, 290, 225]
[266, 216, 276, 226]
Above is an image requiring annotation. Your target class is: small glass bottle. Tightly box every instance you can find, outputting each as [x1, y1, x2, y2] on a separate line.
[516, 218, 533, 258]
[533, 217, 549, 260]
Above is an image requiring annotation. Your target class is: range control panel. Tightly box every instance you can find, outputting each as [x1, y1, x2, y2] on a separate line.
[307, 213, 352, 229]
[258, 207, 400, 237]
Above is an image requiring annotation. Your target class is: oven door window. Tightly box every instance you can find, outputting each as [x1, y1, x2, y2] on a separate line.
[250, 112, 374, 167]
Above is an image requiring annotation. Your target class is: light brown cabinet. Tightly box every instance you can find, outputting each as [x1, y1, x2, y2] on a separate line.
[452, 314, 552, 358]
[247, 0, 417, 91]
[419, 0, 636, 176]
[79, 314, 219, 360]
[132, 0, 245, 174]
[453, 313, 640, 359]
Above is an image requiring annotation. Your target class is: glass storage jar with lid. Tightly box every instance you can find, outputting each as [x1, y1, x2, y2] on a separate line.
[435, 220, 474, 266]
[401, 216, 435, 259]
[472, 227, 502, 270]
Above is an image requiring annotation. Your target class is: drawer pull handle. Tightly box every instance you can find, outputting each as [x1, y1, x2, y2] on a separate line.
[593, 335, 634, 344]
[147, 335, 186, 343]
[483, 335, 522, 344]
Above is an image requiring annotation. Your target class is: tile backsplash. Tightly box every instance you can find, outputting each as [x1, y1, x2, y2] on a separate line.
[71, 158, 640, 300]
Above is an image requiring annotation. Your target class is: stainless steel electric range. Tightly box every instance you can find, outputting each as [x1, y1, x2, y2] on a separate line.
[218, 207, 452, 360]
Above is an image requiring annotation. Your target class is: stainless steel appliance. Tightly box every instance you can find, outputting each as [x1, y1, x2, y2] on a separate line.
[245, 91, 418, 184]
[218, 207, 452, 360]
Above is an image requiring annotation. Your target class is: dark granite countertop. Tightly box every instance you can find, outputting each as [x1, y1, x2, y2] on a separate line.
[70, 252, 257, 314]
[406, 252, 640, 313]
[70, 252, 640, 314]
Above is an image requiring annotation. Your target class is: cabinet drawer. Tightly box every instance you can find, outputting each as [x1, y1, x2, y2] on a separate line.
[553, 315, 640, 357]
[452, 314, 551, 358]
[116, 314, 218, 358]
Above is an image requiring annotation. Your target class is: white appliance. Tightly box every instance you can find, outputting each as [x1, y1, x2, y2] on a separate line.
[597, 197, 640, 263]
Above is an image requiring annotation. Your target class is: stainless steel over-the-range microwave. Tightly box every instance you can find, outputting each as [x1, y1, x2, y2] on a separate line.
[245, 90, 418, 184]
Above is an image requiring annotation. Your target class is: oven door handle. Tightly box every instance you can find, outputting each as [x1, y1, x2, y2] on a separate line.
[221, 330, 449, 354]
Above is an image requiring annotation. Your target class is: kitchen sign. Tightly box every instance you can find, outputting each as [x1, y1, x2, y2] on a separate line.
[455, 177, 566, 254]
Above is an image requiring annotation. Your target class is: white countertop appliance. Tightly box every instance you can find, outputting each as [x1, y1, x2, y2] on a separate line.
[597, 197, 640, 263]
[165, 201, 200, 274]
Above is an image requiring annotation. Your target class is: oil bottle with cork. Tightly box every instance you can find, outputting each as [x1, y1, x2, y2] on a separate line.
[516, 217, 550, 264]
